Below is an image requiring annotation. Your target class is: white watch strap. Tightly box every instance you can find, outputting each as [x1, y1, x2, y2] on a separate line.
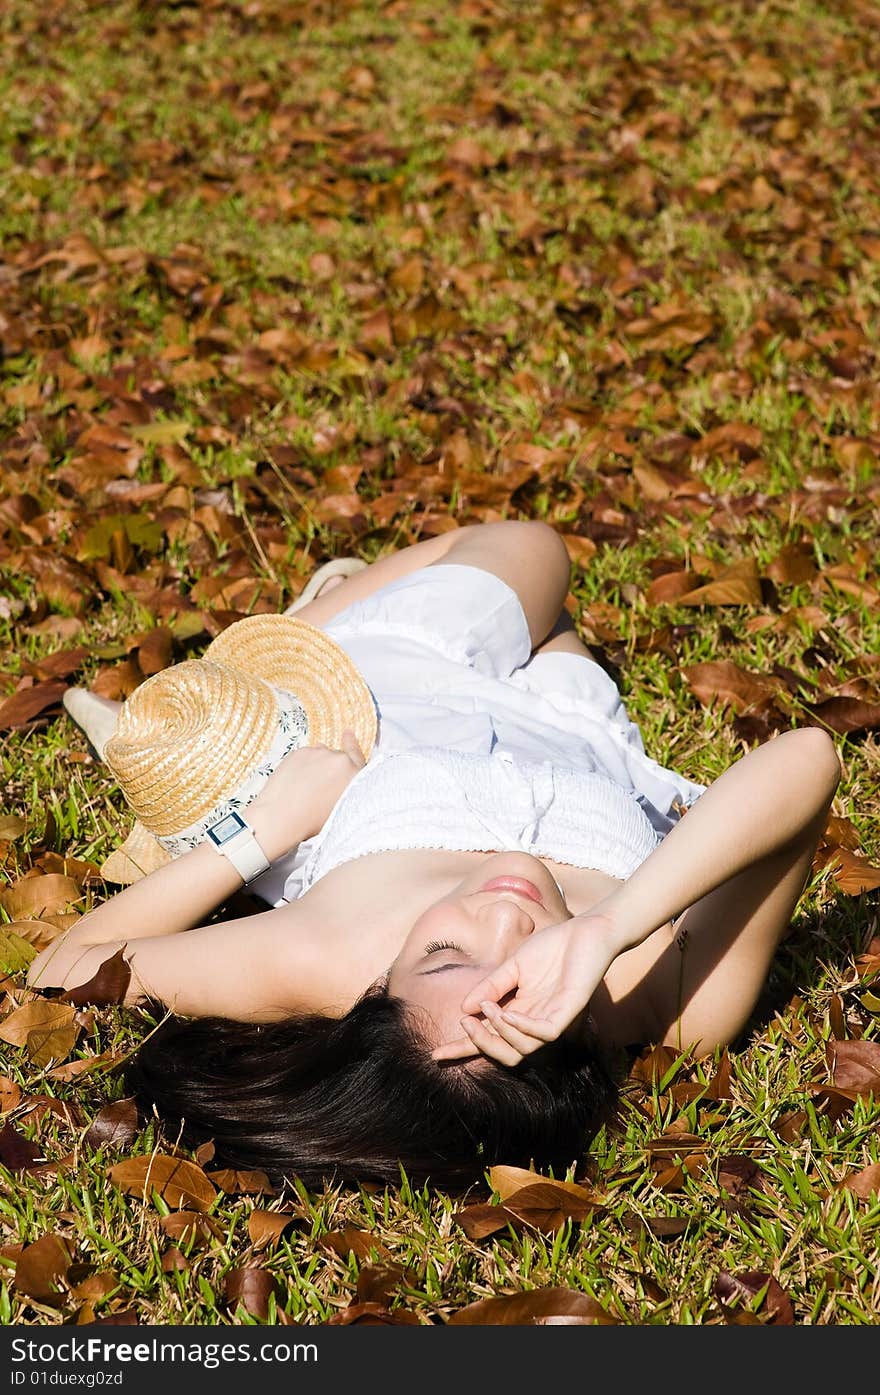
[215, 825, 271, 883]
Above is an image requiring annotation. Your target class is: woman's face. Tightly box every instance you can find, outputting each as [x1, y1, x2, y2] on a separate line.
[386, 851, 572, 1046]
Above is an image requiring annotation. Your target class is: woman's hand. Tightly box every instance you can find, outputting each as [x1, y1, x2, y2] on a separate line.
[431, 911, 622, 1067]
[247, 730, 367, 859]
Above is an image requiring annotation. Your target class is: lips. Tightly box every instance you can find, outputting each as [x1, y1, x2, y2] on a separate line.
[477, 877, 545, 907]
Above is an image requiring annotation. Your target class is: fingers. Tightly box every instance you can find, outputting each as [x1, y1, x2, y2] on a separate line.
[496, 1007, 558, 1044]
[480, 1001, 548, 1057]
[454, 1015, 524, 1067]
[430, 1034, 481, 1063]
[459, 961, 519, 1015]
[341, 729, 367, 767]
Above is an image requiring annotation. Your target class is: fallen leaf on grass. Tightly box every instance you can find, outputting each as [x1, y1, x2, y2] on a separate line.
[0, 927, 37, 972]
[449, 1287, 617, 1325]
[0, 1000, 79, 1065]
[836, 1163, 880, 1199]
[224, 1266, 278, 1320]
[502, 1182, 602, 1231]
[453, 1203, 525, 1239]
[487, 1164, 604, 1229]
[161, 1247, 189, 1274]
[0, 1074, 22, 1112]
[108, 1154, 217, 1211]
[356, 1262, 412, 1306]
[208, 1167, 274, 1195]
[714, 1271, 794, 1325]
[0, 1121, 44, 1171]
[717, 1155, 767, 1214]
[84, 1098, 139, 1150]
[327, 1302, 421, 1325]
[60, 947, 131, 1007]
[766, 544, 817, 585]
[47, 1049, 126, 1082]
[801, 697, 880, 735]
[815, 847, 880, 895]
[681, 660, 777, 714]
[158, 1212, 222, 1248]
[0, 680, 67, 731]
[677, 557, 762, 607]
[13, 1233, 74, 1303]
[0, 875, 82, 920]
[645, 570, 702, 605]
[248, 1209, 300, 1250]
[828, 1039, 880, 1093]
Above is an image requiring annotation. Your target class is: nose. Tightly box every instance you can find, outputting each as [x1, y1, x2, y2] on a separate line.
[473, 895, 537, 950]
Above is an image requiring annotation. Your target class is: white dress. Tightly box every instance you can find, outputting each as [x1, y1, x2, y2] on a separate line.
[250, 563, 706, 905]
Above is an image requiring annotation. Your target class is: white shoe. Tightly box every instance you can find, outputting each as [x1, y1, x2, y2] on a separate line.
[63, 689, 121, 760]
[284, 557, 367, 614]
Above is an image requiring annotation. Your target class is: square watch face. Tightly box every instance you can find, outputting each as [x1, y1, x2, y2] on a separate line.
[207, 812, 247, 845]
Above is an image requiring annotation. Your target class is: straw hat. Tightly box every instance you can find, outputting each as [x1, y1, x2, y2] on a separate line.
[100, 614, 377, 883]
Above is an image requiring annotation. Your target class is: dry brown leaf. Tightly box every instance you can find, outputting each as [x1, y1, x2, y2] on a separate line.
[3, 918, 68, 947]
[108, 1154, 218, 1211]
[247, 1209, 299, 1250]
[836, 1163, 880, 1199]
[0, 1074, 22, 1112]
[326, 1302, 421, 1325]
[84, 1098, 140, 1151]
[645, 570, 701, 605]
[0, 1000, 79, 1067]
[502, 1181, 603, 1231]
[681, 660, 777, 713]
[802, 697, 880, 735]
[0, 680, 68, 731]
[0, 1121, 44, 1171]
[158, 1211, 222, 1248]
[208, 1167, 275, 1195]
[449, 1287, 617, 1325]
[677, 557, 762, 607]
[356, 1262, 411, 1306]
[453, 1203, 525, 1240]
[714, 1271, 794, 1325]
[817, 847, 880, 895]
[766, 544, 817, 585]
[13, 1233, 74, 1303]
[0, 875, 83, 920]
[224, 1266, 278, 1320]
[828, 1039, 880, 1094]
[136, 627, 174, 675]
[60, 947, 131, 1007]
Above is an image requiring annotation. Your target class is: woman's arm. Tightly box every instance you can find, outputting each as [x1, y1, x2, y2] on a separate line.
[25, 900, 332, 1020]
[591, 727, 840, 1050]
[27, 736, 365, 994]
[434, 727, 842, 1061]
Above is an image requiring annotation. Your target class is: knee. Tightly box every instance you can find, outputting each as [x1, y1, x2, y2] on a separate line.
[519, 520, 571, 587]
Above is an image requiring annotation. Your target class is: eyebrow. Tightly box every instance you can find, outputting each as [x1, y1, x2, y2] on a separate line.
[417, 964, 473, 977]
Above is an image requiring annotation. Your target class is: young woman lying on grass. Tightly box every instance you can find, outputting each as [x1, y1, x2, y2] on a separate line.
[28, 520, 842, 1191]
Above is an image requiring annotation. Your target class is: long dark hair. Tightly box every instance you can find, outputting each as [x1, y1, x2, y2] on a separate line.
[124, 985, 620, 1192]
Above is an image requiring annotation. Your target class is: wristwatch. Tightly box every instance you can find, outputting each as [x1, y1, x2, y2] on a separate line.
[205, 811, 271, 884]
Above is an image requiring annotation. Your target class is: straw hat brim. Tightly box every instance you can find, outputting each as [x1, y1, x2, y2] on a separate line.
[100, 820, 172, 885]
[203, 614, 378, 758]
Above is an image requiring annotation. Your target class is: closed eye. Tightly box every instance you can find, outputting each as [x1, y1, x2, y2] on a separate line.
[423, 940, 466, 956]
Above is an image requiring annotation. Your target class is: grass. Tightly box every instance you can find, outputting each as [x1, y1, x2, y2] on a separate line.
[1, 0, 879, 1327]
